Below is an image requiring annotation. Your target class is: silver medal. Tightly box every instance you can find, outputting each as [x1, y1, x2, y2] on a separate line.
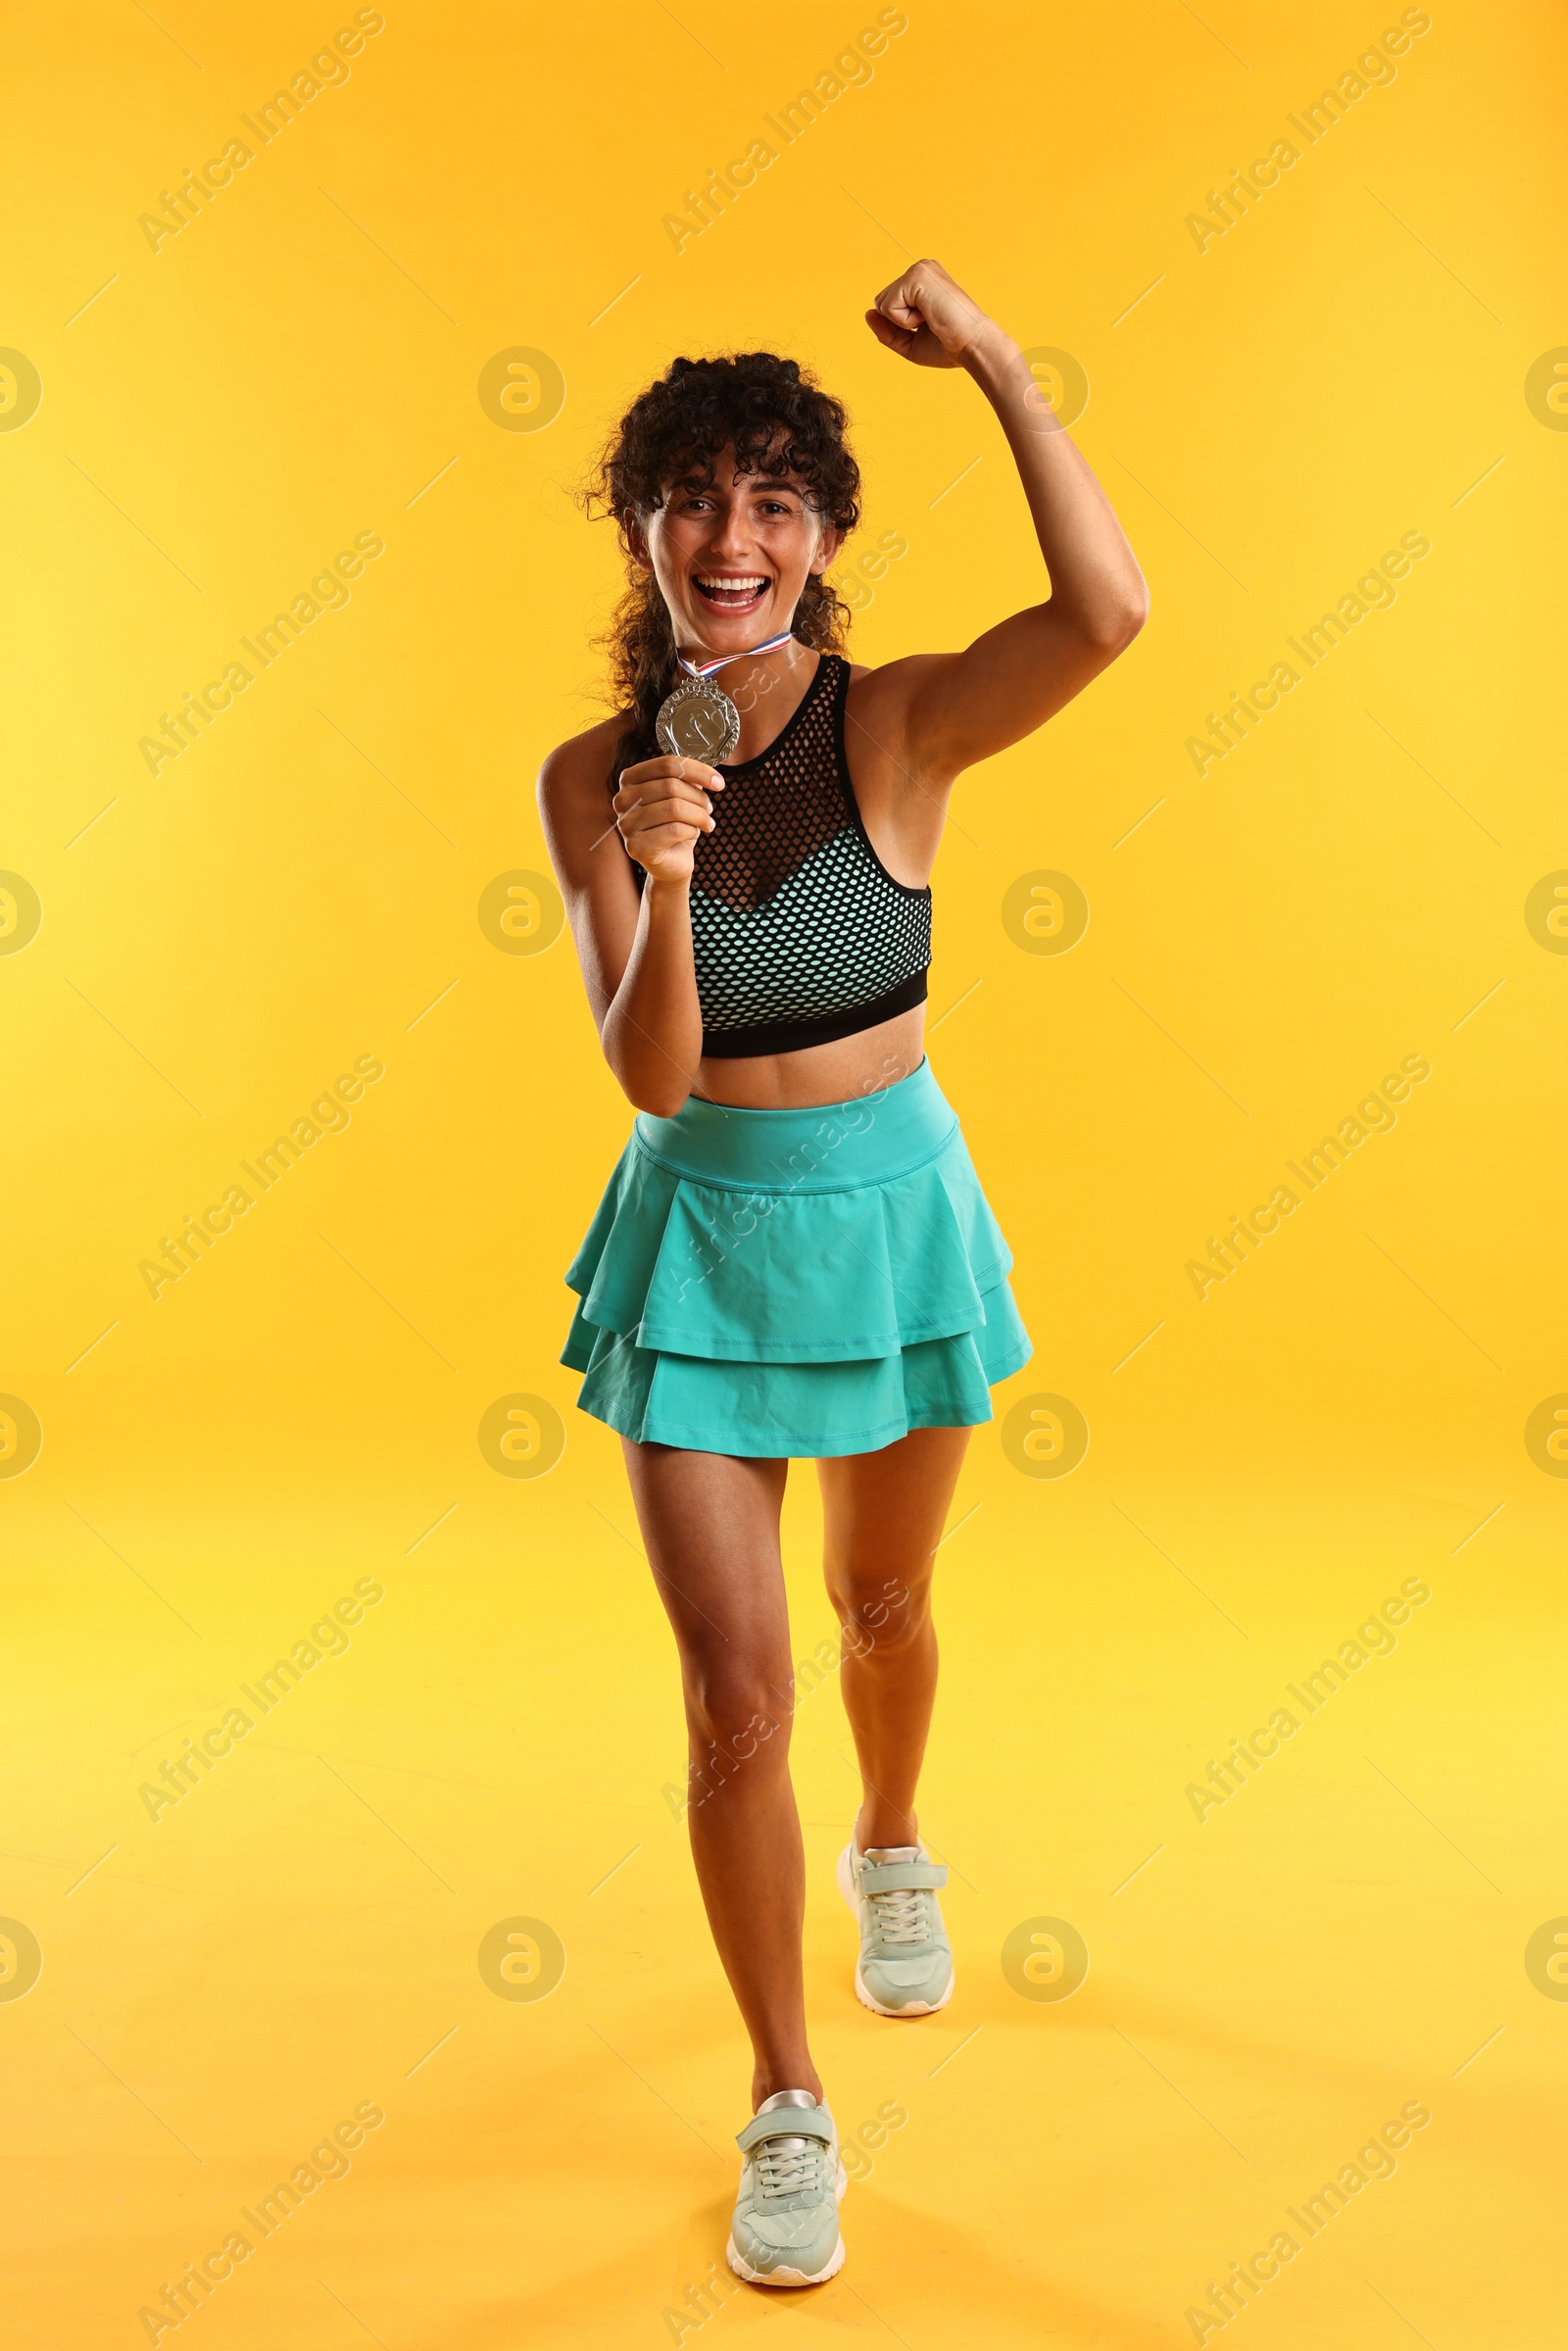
[656, 675, 741, 763]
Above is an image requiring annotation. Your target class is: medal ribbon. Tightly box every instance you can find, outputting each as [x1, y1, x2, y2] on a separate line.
[676, 628, 796, 681]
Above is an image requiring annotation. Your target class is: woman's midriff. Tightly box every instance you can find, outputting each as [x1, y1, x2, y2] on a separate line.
[691, 1005, 927, 1110]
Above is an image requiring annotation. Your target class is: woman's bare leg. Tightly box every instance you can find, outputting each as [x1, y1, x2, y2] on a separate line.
[816, 1426, 971, 1849]
[620, 1437, 819, 2109]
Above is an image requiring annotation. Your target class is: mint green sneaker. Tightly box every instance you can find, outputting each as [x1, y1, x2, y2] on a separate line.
[726, 2090, 847, 2286]
[836, 1839, 955, 2017]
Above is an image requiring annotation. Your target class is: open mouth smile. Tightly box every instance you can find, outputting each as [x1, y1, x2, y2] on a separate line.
[693, 571, 772, 613]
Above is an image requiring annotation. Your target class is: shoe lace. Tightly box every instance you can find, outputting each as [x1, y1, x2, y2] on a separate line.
[757, 2134, 825, 2200]
[867, 1881, 931, 1944]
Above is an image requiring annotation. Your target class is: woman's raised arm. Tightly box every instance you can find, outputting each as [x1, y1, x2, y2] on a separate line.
[858, 258, 1149, 786]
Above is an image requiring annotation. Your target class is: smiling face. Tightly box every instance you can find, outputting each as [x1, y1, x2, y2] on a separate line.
[629, 443, 845, 655]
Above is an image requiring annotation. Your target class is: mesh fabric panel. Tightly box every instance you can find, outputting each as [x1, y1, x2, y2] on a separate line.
[622, 654, 932, 1056]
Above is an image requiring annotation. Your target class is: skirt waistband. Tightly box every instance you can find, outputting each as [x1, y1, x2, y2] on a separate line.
[632, 1058, 956, 1194]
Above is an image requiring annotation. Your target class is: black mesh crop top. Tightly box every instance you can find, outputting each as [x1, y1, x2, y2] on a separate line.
[625, 652, 932, 1058]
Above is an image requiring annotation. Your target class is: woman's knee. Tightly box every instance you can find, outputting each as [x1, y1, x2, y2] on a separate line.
[827, 1571, 929, 1656]
[681, 1648, 795, 1760]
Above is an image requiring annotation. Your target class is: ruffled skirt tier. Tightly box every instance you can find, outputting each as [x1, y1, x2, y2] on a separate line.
[561, 1060, 1030, 1459]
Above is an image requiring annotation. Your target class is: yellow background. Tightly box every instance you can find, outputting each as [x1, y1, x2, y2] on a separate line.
[3, 2, 1564, 2343]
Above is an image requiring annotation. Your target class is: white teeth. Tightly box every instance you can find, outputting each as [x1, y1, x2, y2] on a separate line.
[696, 574, 767, 591]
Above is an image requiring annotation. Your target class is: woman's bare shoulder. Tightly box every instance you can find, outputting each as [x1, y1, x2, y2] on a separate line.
[537, 710, 626, 807]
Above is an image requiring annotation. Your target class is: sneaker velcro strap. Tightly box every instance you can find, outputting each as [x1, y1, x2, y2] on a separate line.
[736, 2106, 835, 2154]
[859, 1858, 948, 1894]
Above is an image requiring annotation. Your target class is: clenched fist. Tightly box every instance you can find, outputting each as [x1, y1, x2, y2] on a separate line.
[863, 258, 1002, 368]
[613, 755, 724, 887]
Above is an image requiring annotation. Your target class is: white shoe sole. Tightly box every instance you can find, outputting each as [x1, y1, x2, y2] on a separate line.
[726, 2159, 849, 2286]
[836, 1842, 956, 2018]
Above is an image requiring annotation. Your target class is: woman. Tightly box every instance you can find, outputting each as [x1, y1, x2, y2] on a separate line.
[539, 260, 1146, 2287]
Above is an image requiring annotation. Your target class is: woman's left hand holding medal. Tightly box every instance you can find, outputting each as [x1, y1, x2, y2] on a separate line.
[612, 756, 724, 888]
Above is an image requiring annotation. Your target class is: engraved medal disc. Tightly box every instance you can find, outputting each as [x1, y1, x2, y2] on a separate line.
[656, 676, 741, 763]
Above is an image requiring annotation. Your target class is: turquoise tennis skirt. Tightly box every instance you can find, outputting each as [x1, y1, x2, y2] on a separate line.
[560, 1059, 1031, 1459]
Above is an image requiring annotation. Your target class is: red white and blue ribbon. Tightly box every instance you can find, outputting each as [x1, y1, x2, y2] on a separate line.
[677, 627, 796, 681]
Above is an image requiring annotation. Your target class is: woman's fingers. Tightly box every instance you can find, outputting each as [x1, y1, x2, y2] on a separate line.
[615, 766, 719, 832]
[618, 754, 725, 795]
[617, 790, 715, 835]
[621, 795, 713, 836]
[612, 756, 724, 871]
[872, 273, 925, 331]
[865, 260, 976, 367]
[620, 775, 719, 813]
[864, 307, 915, 356]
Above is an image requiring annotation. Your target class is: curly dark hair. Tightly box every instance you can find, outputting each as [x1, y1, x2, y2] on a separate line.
[581, 351, 861, 789]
